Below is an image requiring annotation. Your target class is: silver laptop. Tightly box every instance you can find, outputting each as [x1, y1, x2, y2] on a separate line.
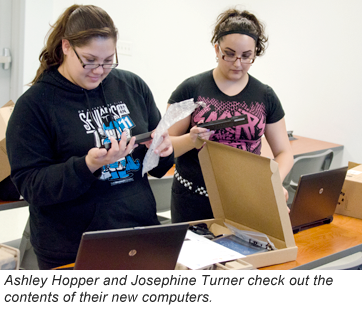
[289, 166, 348, 234]
[74, 223, 189, 270]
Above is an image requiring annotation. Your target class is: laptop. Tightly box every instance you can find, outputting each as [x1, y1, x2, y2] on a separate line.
[74, 223, 189, 270]
[289, 166, 348, 234]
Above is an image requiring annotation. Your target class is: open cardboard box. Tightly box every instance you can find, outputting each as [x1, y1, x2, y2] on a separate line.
[181, 140, 298, 270]
[0, 100, 15, 183]
[335, 162, 362, 219]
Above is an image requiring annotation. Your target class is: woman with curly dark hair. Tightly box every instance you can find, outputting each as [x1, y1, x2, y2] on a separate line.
[167, 8, 293, 223]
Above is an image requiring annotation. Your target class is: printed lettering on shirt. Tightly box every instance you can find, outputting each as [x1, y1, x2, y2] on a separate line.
[78, 102, 141, 185]
[194, 97, 267, 154]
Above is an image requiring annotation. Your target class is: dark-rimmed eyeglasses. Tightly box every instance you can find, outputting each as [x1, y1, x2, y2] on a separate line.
[73, 47, 119, 69]
[218, 45, 255, 64]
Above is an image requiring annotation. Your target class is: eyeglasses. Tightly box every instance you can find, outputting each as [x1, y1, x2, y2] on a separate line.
[72, 47, 119, 69]
[218, 45, 255, 64]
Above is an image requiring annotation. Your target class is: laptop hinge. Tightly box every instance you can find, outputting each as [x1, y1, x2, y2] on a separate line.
[293, 216, 333, 234]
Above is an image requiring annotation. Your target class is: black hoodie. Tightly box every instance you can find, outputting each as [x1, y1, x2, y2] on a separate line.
[6, 67, 174, 263]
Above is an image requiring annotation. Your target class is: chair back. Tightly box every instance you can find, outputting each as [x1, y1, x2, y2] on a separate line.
[283, 149, 334, 189]
[148, 176, 173, 223]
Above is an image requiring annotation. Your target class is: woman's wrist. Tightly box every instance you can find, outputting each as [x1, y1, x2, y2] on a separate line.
[85, 154, 101, 174]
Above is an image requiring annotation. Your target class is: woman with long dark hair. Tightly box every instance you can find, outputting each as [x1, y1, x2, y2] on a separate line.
[6, 4, 173, 269]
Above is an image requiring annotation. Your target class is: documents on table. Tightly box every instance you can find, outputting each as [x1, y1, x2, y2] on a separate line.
[177, 231, 244, 270]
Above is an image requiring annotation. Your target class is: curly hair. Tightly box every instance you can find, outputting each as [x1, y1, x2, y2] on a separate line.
[211, 8, 268, 57]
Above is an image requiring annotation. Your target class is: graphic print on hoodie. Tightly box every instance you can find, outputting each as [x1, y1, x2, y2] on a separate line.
[79, 101, 141, 185]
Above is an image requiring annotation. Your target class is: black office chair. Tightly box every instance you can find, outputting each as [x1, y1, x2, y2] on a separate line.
[283, 149, 334, 205]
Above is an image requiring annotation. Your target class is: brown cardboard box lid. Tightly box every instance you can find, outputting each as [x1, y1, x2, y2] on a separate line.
[0, 100, 15, 182]
[198, 140, 295, 247]
[0, 101, 14, 141]
[347, 162, 361, 170]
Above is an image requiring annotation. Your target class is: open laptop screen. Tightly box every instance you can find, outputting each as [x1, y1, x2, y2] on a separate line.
[74, 223, 189, 270]
[289, 166, 348, 233]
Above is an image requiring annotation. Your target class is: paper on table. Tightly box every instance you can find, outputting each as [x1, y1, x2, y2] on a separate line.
[177, 231, 244, 270]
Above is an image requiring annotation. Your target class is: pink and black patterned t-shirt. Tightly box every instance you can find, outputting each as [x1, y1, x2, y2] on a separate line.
[169, 70, 284, 185]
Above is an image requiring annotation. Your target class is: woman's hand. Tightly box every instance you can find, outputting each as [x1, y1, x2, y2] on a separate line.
[143, 131, 173, 157]
[85, 132, 137, 173]
[189, 124, 214, 149]
[283, 186, 290, 213]
[283, 186, 289, 201]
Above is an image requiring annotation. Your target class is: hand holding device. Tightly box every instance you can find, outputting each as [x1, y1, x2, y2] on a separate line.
[127, 131, 153, 144]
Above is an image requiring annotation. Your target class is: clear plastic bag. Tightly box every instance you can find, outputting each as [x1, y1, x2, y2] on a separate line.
[142, 99, 205, 176]
[224, 223, 277, 251]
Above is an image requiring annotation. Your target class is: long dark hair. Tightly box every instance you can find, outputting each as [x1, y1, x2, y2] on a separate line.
[211, 8, 268, 57]
[31, 5, 118, 84]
